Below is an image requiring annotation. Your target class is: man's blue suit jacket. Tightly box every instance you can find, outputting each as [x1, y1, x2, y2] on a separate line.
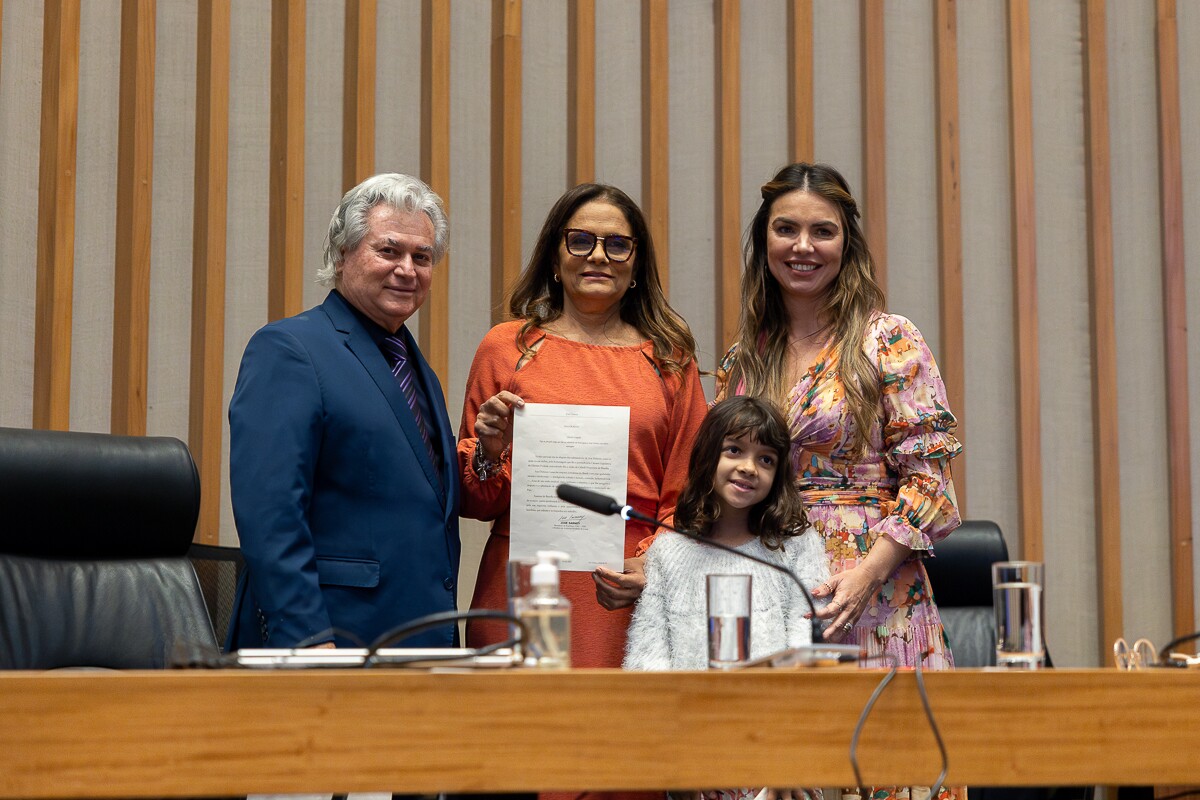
[226, 290, 461, 649]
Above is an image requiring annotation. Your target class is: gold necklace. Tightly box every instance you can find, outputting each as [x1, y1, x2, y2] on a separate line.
[789, 324, 829, 346]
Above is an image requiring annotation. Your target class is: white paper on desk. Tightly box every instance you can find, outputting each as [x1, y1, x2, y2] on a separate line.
[509, 402, 629, 572]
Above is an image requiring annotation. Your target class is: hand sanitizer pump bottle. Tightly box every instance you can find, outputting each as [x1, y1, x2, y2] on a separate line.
[519, 550, 571, 669]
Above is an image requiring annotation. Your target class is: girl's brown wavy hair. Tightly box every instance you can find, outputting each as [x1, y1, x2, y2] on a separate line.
[673, 396, 808, 549]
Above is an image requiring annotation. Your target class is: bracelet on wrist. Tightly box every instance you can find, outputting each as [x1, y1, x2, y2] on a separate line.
[473, 441, 507, 481]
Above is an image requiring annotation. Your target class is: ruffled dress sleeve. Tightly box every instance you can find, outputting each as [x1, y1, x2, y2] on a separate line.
[456, 324, 521, 524]
[866, 315, 962, 552]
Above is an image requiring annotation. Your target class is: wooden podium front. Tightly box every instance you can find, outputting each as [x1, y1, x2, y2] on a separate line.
[2, 668, 1197, 798]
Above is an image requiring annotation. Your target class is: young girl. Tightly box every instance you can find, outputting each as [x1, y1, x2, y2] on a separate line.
[623, 395, 829, 672]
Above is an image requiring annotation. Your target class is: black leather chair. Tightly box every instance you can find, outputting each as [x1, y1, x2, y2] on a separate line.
[0, 426, 219, 669]
[924, 518, 1009, 667]
[187, 542, 244, 652]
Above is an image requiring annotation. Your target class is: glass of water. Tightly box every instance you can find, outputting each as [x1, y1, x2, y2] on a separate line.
[991, 560, 1045, 669]
[707, 574, 752, 669]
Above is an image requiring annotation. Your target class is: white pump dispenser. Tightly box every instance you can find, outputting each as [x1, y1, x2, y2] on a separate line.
[518, 550, 571, 669]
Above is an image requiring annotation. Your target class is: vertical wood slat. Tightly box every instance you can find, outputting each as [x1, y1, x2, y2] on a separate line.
[715, 0, 740, 351]
[787, 0, 813, 164]
[189, 0, 232, 545]
[568, 0, 595, 186]
[1155, 0, 1195, 640]
[860, 0, 886, 294]
[641, 0, 670, 292]
[32, 0, 81, 432]
[420, 0, 451, 391]
[491, 0, 522, 323]
[1006, 0, 1043, 560]
[269, 0, 305, 323]
[933, 0, 966, 515]
[1081, 0, 1123, 660]
[343, 0, 376, 192]
[111, 0, 156, 437]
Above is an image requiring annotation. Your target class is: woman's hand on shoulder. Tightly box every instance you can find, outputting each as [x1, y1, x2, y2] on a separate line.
[592, 556, 646, 610]
[474, 391, 524, 460]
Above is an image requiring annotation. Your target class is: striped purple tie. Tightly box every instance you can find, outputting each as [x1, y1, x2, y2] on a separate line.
[381, 335, 440, 471]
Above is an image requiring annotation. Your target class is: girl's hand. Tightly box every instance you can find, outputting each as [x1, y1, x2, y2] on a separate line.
[592, 556, 646, 610]
[811, 537, 911, 642]
[473, 391, 524, 460]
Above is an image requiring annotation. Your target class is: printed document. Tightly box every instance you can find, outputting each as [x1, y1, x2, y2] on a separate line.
[509, 402, 629, 571]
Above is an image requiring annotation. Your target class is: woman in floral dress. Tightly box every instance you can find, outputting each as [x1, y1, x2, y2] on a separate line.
[717, 162, 963, 800]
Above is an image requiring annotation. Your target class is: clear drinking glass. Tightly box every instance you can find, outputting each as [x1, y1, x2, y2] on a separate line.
[991, 560, 1045, 669]
[706, 574, 752, 669]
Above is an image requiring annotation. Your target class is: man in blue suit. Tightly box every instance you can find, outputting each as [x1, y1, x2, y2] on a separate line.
[227, 173, 460, 649]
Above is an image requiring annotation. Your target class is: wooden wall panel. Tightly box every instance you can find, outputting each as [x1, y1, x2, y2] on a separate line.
[3, 0, 1197, 671]
[934, 0, 966, 515]
[269, 0, 305, 323]
[568, 0, 595, 186]
[111, 0, 156, 437]
[1155, 0, 1195, 639]
[788, 0, 813, 164]
[641, 0, 669, 290]
[32, 0, 81, 432]
[1006, 0, 1043, 560]
[420, 0, 451, 390]
[861, 0, 887, 294]
[189, 0, 231, 545]
[491, 0, 521, 323]
[1081, 0, 1123, 661]
[716, 0, 740, 350]
[343, 0, 377, 193]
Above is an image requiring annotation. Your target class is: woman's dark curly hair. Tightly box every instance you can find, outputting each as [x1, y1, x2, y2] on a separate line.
[673, 396, 808, 549]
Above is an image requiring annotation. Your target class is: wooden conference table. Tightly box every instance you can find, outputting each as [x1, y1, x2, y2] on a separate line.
[1, 667, 1197, 798]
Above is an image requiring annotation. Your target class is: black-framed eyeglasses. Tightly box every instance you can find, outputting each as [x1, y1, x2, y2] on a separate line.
[563, 229, 637, 263]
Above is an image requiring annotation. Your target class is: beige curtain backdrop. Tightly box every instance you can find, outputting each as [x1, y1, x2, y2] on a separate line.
[0, 0, 1197, 668]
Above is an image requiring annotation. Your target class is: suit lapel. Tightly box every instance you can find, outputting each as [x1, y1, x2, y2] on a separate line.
[321, 293, 446, 506]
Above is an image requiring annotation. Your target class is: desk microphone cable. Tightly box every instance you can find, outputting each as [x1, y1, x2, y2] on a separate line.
[848, 650, 948, 798]
[365, 609, 528, 667]
[1157, 630, 1200, 667]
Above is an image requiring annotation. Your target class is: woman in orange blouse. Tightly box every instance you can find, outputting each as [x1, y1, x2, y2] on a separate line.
[457, 183, 707, 669]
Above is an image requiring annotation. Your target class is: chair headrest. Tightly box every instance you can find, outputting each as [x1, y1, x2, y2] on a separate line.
[925, 520, 1010, 608]
[0, 427, 200, 559]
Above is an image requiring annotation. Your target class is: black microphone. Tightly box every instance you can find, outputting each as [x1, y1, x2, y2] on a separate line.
[555, 483, 860, 663]
[555, 483, 625, 517]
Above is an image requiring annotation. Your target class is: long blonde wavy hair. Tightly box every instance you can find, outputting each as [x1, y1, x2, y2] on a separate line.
[726, 162, 885, 453]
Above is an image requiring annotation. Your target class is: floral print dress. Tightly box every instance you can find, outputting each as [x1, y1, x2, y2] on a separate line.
[719, 313, 962, 669]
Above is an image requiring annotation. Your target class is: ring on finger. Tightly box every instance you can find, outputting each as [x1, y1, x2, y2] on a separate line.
[842, 622, 853, 632]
